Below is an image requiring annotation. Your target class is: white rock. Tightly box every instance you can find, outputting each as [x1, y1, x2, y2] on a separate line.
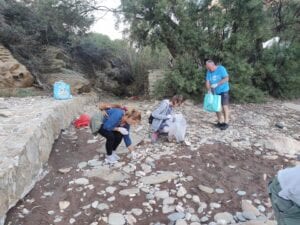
[69, 218, 76, 224]
[108, 213, 126, 225]
[58, 167, 72, 174]
[124, 214, 137, 225]
[106, 186, 117, 194]
[177, 186, 187, 197]
[75, 178, 89, 185]
[59, 201, 70, 210]
[119, 188, 140, 196]
[77, 162, 88, 169]
[192, 195, 200, 204]
[97, 203, 109, 211]
[131, 208, 143, 216]
[91, 201, 99, 208]
[198, 185, 214, 194]
[214, 212, 234, 224]
[155, 190, 169, 199]
[176, 219, 188, 225]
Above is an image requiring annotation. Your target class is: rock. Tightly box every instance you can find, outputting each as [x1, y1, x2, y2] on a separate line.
[175, 205, 185, 213]
[0, 44, 34, 88]
[108, 213, 126, 225]
[200, 216, 209, 222]
[59, 201, 70, 210]
[48, 211, 55, 215]
[58, 167, 72, 174]
[192, 195, 200, 204]
[0, 110, 13, 117]
[107, 196, 116, 202]
[155, 190, 169, 199]
[84, 166, 129, 183]
[275, 122, 285, 129]
[91, 201, 99, 209]
[119, 188, 140, 196]
[190, 223, 202, 225]
[124, 214, 136, 225]
[87, 159, 102, 167]
[131, 208, 143, 216]
[163, 197, 175, 205]
[97, 203, 109, 211]
[242, 211, 257, 220]
[210, 202, 221, 209]
[140, 172, 178, 185]
[177, 186, 187, 197]
[215, 188, 224, 194]
[214, 212, 234, 224]
[263, 135, 300, 155]
[175, 219, 188, 225]
[237, 191, 246, 196]
[198, 185, 214, 194]
[241, 200, 260, 216]
[77, 162, 88, 169]
[163, 205, 176, 214]
[69, 218, 76, 224]
[258, 205, 265, 212]
[168, 212, 185, 221]
[44, 69, 91, 94]
[74, 178, 89, 185]
[236, 212, 247, 222]
[106, 186, 117, 194]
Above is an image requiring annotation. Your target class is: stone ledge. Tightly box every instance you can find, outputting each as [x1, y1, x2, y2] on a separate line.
[0, 94, 97, 224]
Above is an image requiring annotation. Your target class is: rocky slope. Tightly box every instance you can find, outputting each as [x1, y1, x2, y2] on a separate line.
[4, 98, 300, 225]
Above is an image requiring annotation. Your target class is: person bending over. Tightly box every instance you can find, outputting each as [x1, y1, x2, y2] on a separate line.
[99, 107, 141, 164]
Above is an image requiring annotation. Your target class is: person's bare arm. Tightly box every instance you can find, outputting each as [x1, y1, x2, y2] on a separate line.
[206, 80, 211, 92]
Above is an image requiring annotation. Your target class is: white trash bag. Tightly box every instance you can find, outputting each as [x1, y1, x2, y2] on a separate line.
[166, 113, 187, 142]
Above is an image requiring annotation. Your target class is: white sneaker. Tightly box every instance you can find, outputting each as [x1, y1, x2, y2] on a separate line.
[105, 155, 117, 164]
[112, 152, 120, 160]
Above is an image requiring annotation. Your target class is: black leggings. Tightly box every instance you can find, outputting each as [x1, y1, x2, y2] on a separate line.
[98, 125, 123, 155]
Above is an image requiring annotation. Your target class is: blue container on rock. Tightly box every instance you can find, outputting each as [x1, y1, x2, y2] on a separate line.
[53, 81, 72, 100]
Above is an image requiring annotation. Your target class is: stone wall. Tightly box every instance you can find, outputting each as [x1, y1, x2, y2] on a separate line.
[0, 94, 97, 224]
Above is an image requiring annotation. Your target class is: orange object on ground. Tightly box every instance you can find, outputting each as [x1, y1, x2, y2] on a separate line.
[74, 114, 90, 128]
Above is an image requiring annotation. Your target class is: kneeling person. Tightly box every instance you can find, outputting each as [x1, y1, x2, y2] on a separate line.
[268, 166, 300, 225]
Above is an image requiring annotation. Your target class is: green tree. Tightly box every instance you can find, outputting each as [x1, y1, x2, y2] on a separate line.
[120, 0, 299, 101]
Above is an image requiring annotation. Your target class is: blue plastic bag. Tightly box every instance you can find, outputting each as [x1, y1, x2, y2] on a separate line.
[203, 93, 221, 112]
[53, 81, 72, 100]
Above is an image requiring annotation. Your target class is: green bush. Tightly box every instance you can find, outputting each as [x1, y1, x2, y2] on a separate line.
[153, 55, 204, 100]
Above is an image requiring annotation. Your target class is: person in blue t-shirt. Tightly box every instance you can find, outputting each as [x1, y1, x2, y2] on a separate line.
[98, 107, 141, 164]
[205, 59, 230, 130]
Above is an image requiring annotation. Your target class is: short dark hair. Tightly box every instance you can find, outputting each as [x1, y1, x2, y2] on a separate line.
[171, 95, 184, 105]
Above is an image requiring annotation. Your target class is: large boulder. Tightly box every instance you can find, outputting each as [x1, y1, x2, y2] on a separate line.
[39, 46, 69, 73]
[262, 135, 300, 156]
[0, 44, 34, 88]
[44, 69, 91, 94]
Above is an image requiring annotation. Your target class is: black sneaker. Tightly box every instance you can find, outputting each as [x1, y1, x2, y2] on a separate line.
[214, 122, 223, 128]
[220, 123, 229, 130]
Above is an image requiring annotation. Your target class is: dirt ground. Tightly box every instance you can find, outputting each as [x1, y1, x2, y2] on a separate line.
[5, 125, 292, 225]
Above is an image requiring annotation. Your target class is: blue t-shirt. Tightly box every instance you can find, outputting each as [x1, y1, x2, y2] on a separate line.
[206, 65, 230, 94]
[102, 108, 132, 147]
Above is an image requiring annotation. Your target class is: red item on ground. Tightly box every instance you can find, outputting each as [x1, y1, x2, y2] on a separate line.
[74, 114, 90, 128]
